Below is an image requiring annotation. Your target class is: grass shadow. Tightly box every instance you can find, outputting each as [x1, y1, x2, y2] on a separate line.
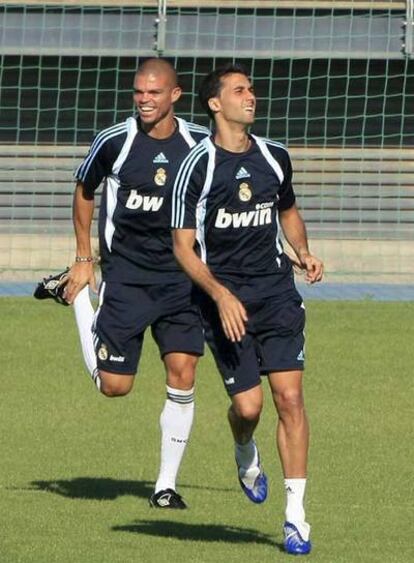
[22, 477, 234, 500]
[25, 477, 154, 500]
[112, 519, 277, 546]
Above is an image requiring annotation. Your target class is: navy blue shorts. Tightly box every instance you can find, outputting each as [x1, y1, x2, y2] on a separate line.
[93, 281, 204, 374]
[199, 289, 305, 396]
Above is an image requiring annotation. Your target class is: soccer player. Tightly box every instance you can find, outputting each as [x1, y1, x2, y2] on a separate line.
[35, 58, 209, 509]
[171, 64, 323, 553]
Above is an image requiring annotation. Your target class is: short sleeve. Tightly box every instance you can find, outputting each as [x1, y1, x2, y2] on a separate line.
[75, 128, 126, 196]
[277, 152, 296, 211]
[171, 146, 209, 229]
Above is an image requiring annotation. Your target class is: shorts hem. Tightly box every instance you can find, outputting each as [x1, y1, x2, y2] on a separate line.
[225, 379, 262, 397]
[260, 364, 305, 375]
[97, 365, 136, 376]
[160, 348, 204, 359]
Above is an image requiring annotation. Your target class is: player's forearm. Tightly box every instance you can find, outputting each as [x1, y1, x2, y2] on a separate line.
[172, 231, 230, 303]
[280, 205, 311, 261]
[73, 182, 94, 257]
[173, 229, 248, 342]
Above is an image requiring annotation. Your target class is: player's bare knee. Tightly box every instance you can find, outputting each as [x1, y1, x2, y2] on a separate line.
[233, 402, 262, 424]
[100, 386, 128, 397]
[165, 354, 197, 390]
[275, 387, 304, 414]
[167, 370, 195, 390]
[99, 372, 134, 397]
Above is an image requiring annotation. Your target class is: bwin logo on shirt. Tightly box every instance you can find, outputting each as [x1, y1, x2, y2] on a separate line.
[126, 190, 164, 211]
[153, 152, 169, 164]
[235, 166, 251, 179]
[215, 202, 274, 229]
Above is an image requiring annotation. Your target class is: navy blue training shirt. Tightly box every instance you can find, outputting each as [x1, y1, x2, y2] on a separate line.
[171, 135, 297, 299]
[75, 116, 209, 284]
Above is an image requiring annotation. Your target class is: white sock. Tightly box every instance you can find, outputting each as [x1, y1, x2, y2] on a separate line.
[285, 478, 310, 541]
[235, 439, 260, 488]
[154, 386, 195, 493]
[73, 286, 101, 390]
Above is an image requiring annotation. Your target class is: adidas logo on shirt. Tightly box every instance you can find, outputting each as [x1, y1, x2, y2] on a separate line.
[236, 166, 251, 179]
[153, 152, 169, 164]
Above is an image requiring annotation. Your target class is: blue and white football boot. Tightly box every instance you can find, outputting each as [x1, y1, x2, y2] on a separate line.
[236, 456, 268, 504]
[283, 521, 312, 555]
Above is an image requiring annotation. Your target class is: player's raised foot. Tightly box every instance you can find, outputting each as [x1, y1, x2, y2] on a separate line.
[149, 489, 187, 509]
[33, 268, 70, 306]
[283, 522, 312, 555]
[237, 458, 268, 504]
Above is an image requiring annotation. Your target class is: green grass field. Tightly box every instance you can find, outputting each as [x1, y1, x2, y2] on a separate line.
[1, 297, 413, 562]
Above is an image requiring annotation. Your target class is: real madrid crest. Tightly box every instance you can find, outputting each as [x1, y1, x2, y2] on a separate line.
[98, 343, 108, 361]
[238, 182, 252, 202]
[154, 167, 167, 186]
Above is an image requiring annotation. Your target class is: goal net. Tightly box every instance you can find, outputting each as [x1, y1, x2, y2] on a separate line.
[1, 1, 413, 285]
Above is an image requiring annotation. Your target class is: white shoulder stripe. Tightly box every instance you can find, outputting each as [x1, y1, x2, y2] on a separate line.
[195, 139, 216, 263]
[82, 122, 127, 160]
[176, 118, 210, 144]
[186, 123, 210, 134]
[252, 134, 285, 184]
[257, 136, 288, 151]
[112, 117, 138, 174]
[172, 141, 208, 227]
[76, 121, 128, 180]
[176, 117, 199, 148]
[172, 140, 209, 228]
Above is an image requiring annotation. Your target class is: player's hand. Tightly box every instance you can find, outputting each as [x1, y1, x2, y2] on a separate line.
[64, 261, 97, 304]
[284, 247, 303, 274]
[299, 252, 324, 284]
[215, 290, 248, 343]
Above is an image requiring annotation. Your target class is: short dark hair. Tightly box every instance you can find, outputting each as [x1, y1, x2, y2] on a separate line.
[136, 57, 178, 88]
[198, 63, 250, 119]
